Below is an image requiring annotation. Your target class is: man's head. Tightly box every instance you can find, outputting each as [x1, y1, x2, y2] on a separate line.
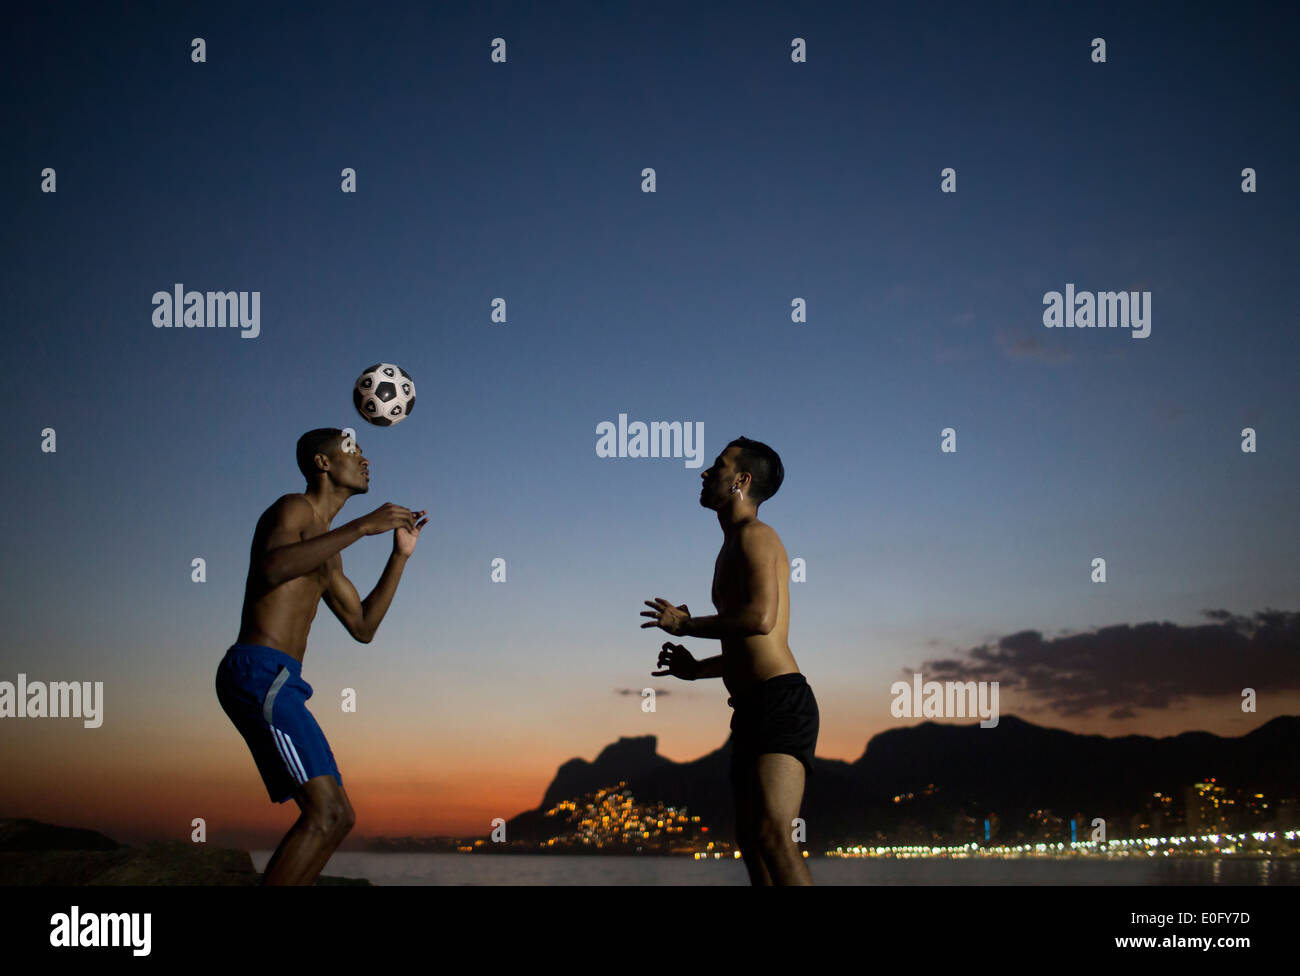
[296, 427, 369, 493]
[699, 436, 783, 509]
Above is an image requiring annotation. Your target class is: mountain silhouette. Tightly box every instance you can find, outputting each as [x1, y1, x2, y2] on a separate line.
[507, 715, 1300, 847]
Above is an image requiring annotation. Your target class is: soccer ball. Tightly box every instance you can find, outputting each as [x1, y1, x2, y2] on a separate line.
[353, 363, 416, 427]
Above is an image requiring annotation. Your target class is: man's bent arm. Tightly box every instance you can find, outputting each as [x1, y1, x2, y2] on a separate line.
[264, 520, 365, 587]
[693, 655, 724, 679]
[681, 527, 778, 640]
[359, 551, 409, 641]
[682, 611, 771, 640]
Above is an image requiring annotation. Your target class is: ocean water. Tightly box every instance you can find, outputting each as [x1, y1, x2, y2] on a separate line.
[249, 852, 1300, 885]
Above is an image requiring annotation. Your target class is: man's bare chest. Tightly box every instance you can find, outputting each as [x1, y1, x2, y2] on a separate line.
[710, 545, 745, 610]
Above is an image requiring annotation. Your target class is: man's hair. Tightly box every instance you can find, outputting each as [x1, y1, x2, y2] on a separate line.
[726, 436, 784, 504]
[296, 427, 344, 483]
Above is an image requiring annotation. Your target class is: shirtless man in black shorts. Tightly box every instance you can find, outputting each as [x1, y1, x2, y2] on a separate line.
[216, 427, 427, 885]
[642, 436, 817, 885]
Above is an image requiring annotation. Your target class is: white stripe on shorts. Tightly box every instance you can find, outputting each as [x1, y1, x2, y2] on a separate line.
[271, 725, 308, 784]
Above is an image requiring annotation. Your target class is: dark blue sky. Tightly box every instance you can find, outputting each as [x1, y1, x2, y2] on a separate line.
[2, 1, 1297, 835]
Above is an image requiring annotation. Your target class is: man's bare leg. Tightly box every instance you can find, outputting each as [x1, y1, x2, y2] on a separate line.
[262, 775, 355, 886]
[732, 761, 774, 885]
[753, 752, 812, 885]
[292, 782, 354, 883]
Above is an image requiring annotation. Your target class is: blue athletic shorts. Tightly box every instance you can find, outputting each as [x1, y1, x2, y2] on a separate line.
[215, 642, 342, 803]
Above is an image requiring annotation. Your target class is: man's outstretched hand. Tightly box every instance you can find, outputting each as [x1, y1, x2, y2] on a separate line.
[394, 509, 428, 556]
[653, 641, 699, 680]
[641, 598, 689, 636]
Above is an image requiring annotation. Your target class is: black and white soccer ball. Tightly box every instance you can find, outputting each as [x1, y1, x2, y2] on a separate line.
[353, 363, 416, 427]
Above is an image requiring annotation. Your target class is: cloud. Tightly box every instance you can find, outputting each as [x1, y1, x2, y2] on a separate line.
[910, 609, 1299, 719]
[1154, 401, 1189, 425]
[996, 330, 1074, 363]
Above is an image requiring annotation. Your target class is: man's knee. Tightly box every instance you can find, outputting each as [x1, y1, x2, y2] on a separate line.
[306, 804, 351, 839]
[334, 798, 356, 835]
[298, 779, 355, 838]
[756, 815, 796, 856]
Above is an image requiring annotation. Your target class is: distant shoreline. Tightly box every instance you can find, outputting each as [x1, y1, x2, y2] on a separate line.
[0, 819, 370, 886]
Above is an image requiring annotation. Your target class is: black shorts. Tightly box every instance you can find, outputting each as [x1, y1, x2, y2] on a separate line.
[728, 672, 819, 780]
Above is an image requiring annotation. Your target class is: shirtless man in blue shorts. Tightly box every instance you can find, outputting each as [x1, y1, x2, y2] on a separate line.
[216, 427, 427, 885]
[643, 436, 818, 885]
